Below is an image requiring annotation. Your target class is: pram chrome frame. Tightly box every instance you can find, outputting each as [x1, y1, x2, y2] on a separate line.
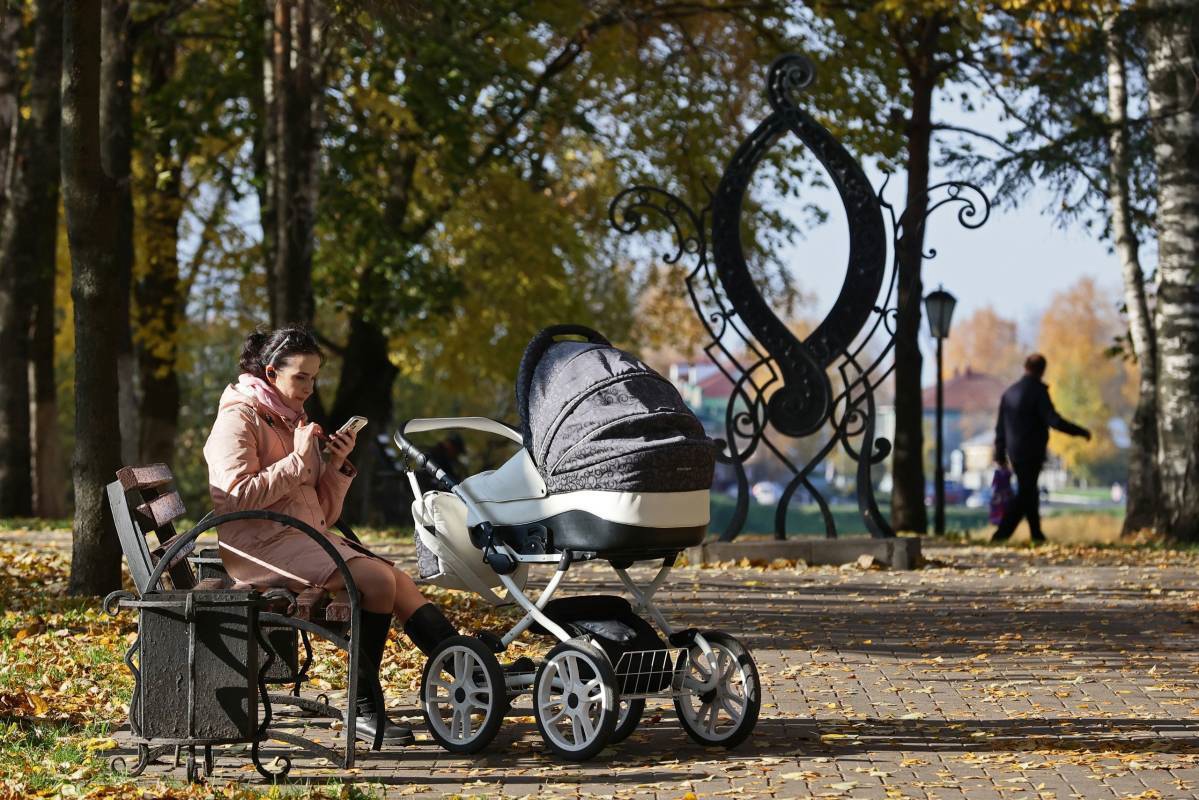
[395, 417, 760, 757]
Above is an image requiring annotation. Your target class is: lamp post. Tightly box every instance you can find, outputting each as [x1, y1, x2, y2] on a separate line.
[924, 286, 957, 535]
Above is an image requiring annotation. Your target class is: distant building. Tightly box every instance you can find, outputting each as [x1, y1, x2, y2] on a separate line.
[879, 367, 1008, 490]
[669, 361, 732, 437]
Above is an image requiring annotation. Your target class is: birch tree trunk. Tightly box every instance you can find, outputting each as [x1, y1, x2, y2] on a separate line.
[100, 0, 138, 466]
[0, 0, 63, 516]
[1147, 0, 1199, 540]
[64, 0, 123, 595]
[1104, 11, 1160, 536]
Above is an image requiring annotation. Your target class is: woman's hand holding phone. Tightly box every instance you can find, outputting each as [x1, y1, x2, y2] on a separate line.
[324, 426, 357, 471]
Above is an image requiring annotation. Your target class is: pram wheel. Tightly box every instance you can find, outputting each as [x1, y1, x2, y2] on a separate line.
[421, 635, 507, 754]
[534, 640, 619, 761]
[610, 697, 645, 744]
[673, 631, 760, 748]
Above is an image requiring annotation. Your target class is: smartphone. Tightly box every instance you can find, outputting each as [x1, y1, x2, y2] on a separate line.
[323, 415, 367, 455]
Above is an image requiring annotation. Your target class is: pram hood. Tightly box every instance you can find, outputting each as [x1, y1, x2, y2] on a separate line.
[515, 325, 718, 494]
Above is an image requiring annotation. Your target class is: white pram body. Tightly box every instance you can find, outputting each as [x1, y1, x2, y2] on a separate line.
[410, 416, 710, 605]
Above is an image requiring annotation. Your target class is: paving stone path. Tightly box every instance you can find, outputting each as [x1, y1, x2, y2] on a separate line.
[120, 542, 1199, 798]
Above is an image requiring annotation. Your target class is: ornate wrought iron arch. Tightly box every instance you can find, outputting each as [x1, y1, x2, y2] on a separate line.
[610, 54, 991, 540]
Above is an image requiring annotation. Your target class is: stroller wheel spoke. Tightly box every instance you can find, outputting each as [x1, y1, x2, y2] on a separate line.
[565, 657, 580, 686]
[578, 709, 596, 742]
[719, 696, 741, 722]
[450, 708, 463, 740]
[462, 708, 475, 739]
[542, 706, 568, 726]
[452, 651, 466, 680]
[717, 652, 734, 682]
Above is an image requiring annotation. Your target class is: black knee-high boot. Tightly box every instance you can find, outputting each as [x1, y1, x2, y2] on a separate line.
[404, 602, 535, 676]
[353, 610, 414, 745]
[402, 602, 459, 658]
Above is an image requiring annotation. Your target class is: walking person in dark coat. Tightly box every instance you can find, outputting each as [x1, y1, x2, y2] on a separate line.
[992, 354, 1091, 543]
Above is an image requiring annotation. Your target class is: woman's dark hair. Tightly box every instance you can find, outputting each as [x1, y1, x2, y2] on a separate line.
[238, 326, 324, 379]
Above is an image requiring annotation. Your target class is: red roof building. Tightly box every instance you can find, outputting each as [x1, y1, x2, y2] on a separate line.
[921, 367, 1006, 414]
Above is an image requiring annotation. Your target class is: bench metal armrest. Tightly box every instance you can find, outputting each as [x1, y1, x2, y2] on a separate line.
[332, 519, 362, 545]
[144, 510, 363, 616]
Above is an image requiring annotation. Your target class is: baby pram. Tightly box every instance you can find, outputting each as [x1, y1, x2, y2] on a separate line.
[395, 325, 761, 760]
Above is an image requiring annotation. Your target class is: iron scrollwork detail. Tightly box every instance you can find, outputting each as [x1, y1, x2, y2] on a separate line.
[610, 53, 990, 540]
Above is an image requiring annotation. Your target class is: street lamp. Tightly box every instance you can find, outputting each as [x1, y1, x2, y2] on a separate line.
[924, 286, 957, 535]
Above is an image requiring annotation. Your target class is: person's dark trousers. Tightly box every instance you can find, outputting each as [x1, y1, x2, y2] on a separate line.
[992, 461, 1044, 542]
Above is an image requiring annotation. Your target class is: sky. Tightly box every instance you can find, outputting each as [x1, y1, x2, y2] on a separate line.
[775, 167, 1127, 343]
[762, 93, 1146, 388]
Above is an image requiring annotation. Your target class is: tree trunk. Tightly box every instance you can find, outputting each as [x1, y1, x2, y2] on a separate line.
[889, 71, 934, 534]
[135, 34, 183, 468]
[330, 314, 398, 524]
[100, 0, 138, 466]
[0, 3, 29, 516]
[270, 0, 320, 327]
[251, 0, 277, 305]
[1105, 12, 1159, 536]
[30, 0, 65, 519]
[1148, 0, 1199, 541]
[0, 0, 63, 517]
[0, 2, 20, 208]
[64, 0, 123, 595]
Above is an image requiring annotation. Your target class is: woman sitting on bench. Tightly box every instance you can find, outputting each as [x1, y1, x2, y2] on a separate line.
[203, 325, 459, 746]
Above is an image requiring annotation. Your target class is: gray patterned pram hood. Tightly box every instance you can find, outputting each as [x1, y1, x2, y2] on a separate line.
[515, 325, 718, 493]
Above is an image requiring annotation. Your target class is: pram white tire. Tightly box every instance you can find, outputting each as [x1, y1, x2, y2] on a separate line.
[533, 641, 619, 760]
[673, 632, 760, 748]
[610, 697, 645, 745]
[421, 636, 507, 754]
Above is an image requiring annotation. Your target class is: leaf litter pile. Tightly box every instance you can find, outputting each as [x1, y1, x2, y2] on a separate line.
[4, 528, 1199, 798]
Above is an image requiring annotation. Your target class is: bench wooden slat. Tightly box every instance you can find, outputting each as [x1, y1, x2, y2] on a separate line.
[152, 535, 197, 573]
[324, 599, 351, 623]
[135, 491, 186, 531]
[293, 587, 351, 623]
[194, 576, 232, 591]
[116, 464, 173, 492]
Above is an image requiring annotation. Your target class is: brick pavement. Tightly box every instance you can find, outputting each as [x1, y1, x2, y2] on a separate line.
[120, 543, 1199, 798]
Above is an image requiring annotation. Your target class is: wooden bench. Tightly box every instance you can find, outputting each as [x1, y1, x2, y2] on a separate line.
[108, 463, 352, 625]
[105, 462, 386, 778]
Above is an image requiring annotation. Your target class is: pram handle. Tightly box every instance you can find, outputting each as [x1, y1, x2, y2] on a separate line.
[393, 432, 459, 490]
[400, 416, 523, 445]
